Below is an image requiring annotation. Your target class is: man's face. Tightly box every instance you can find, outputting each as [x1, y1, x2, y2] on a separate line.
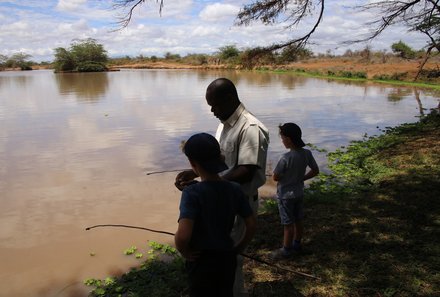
[206, 92, 232, 121]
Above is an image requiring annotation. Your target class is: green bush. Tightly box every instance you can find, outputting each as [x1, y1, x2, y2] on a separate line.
[76, 62, 108, 72]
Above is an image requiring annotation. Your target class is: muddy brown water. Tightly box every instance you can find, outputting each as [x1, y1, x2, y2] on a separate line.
[0, 69, 438, 296]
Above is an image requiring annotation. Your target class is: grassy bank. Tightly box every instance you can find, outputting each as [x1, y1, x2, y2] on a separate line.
[85, 110, 440, 296]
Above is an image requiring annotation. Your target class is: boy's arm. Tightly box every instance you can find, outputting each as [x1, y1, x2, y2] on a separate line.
[233, 215, 256, 254]
[273, 155, 287, 182]
[272, 172, 281, 181]
[304, 168, 319, 181]
[175, 218, 199, 260]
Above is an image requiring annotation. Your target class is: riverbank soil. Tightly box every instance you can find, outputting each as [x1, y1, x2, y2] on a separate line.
[285, 57, 440, 80]
[244, 113, 440, 296]
[109, 56, 440, 84]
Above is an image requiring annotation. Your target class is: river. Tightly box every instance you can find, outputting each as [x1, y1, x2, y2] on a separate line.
[0, 69, 438, 296]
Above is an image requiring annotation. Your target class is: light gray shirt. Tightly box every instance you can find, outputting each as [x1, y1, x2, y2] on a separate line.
[274, 148, 318, 199]
[215, 103, 269, 197]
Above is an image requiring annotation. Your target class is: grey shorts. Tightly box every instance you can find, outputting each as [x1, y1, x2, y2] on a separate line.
[277, 196, 304, 225]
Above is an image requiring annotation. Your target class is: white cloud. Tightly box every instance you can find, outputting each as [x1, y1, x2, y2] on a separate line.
[56, 0, 87, 12]
[199, 3, 239, 22]
[0, 0, 432, 61]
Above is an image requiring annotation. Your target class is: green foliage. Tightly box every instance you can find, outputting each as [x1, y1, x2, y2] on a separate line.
[4, 52, 33, 70]
[164, 52, 181, 60]
[279, 45, 313, 63]
[71, 38, 108, 64]
[373, 72, 408, 81]
[0, 54, 7, 68]
[85, 241, 186, 297]
[391, 40, 416, 59]
[123, 246, 137, 255]
[76, 62, 108, 72]
[182, 53, 208, 65]
[339, 71, 367, 79]
[218, 45, 240, 63]
[54, 47, 75, 71]
[306, 110, 440, 202]
[53, 38, 108, 72]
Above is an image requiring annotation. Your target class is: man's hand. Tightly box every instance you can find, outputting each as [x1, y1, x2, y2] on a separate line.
[175, 169, 198, 191]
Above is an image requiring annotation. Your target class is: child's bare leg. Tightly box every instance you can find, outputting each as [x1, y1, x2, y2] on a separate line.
[294, 220, 303, 241]
[283, 223, 294, 248]
[293, 220, 303, 250]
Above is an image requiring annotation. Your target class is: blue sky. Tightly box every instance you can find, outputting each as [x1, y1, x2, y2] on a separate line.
[0, 0, 429, 62]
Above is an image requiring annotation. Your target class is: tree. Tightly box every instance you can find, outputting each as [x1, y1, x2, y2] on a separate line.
[70, 38, 108, 64]
[391, 41, 416, 59]
[218, 45, 240, 62]
[7, 52, 33, 70]
[113, 1, 439, 75]
[0, 54, 7, 69]
[54, 47, 76, 71]
[53, 38, 108, 72]
[279, 45, 312, 63]
[164, 52, 181, 60]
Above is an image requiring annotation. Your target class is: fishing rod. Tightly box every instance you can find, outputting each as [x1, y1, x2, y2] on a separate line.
[145, 169, 188, 176]
[85, 224, 320, 280]
[145, 169, 273, 177]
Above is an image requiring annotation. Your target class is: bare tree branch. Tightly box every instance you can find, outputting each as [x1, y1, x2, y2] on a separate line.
[235, 0, 324, 55]
[112, 0, 164, 30]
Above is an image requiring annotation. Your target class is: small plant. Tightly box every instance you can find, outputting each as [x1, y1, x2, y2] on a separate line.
[85, 241, 186, 297]
[123, 246, 137, 255]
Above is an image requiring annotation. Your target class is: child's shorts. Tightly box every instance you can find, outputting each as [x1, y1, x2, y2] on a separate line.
[277, 196, 304, 225]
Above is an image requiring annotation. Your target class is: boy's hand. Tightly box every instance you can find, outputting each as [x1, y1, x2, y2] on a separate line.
[175, 170, 198, 191]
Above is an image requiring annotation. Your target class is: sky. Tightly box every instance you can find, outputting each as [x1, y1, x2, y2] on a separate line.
[0, 0, 430, 62]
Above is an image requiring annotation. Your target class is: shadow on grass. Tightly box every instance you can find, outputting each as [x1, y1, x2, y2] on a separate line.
[246, 162, 440, 296]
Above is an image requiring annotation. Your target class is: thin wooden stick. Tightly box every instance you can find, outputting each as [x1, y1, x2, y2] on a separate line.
[85, 224, 320, 280]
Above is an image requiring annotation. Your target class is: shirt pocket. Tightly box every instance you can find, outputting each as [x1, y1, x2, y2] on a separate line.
[221, 141, 236, 167]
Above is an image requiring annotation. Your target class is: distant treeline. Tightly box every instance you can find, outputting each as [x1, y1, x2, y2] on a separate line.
[1, 39, 437, 71]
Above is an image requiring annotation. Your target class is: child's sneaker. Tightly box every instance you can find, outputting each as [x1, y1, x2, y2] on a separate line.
[292, 240, 302, 252]
[270, 247, 294, 260]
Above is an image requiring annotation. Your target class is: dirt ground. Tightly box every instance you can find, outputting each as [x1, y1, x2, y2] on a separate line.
[286, 57, 439, 80]
[109, 57, 440, 83]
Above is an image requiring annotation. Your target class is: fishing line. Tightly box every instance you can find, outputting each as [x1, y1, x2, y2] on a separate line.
[85, 224, 319, 280]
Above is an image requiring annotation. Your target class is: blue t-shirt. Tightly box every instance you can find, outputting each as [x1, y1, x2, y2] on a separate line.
[178, 180, 253, 251]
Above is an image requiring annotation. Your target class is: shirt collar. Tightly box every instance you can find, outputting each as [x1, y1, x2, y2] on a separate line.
[222, 103, 245, 127]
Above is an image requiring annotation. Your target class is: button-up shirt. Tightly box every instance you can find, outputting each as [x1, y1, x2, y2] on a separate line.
[215, 103, 269, 197]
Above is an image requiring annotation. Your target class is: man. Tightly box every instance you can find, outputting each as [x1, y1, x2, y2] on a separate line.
[175, 78, 269, 296]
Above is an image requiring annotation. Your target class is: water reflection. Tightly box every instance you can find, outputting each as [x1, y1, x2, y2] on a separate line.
[387, 87, 412, 102]
[0, 69, 439, 297]
[55, 72, 109, 102]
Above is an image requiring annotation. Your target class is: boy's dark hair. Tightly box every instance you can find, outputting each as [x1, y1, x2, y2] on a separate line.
[183, 133, 228, 173]
[279, 123, 306, 148]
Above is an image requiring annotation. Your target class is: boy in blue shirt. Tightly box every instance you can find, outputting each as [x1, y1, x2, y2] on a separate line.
[174, 133, 256, 297]
[271, 123, 319, 259]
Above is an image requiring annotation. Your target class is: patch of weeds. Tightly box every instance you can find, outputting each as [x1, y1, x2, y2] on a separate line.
[85, 241, 187, 297]
[123, 245, 137, 255]
[259, 197, 278, 214]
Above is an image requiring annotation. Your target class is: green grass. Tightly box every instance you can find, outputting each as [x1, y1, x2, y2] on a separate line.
[85, 110, 440, 296]
[267, 68, 440, 90]
[246, 110, 440, 296]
